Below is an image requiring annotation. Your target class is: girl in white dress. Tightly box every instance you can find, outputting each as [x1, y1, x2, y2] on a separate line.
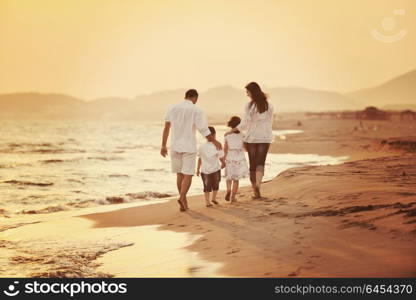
[224, 116, 249, 202]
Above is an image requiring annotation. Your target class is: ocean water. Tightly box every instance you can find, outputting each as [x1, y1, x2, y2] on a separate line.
[0, 120, 345, 216]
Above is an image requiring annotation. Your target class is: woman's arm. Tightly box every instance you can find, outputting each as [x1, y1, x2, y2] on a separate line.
[220, 156, 226, 169]
[236, 103, 251, 132]
[220, 143, 227, 169]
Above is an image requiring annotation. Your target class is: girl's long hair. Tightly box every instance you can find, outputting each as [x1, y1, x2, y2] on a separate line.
[245, 82, 268, 113]
[227, 116, 241, 134]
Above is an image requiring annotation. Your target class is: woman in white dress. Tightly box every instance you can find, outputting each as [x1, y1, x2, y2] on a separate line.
[226, 82, 274, 199]
[224, 116, 249, 202]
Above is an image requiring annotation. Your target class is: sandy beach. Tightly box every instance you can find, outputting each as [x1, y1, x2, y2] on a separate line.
[1, 117, 415, 277]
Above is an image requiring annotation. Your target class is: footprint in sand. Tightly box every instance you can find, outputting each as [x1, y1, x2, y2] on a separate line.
[288, 265, 315, 277]
[226, 249, 240, 255]
[188, 266, 202, 275]
[288, 267, 301, 277]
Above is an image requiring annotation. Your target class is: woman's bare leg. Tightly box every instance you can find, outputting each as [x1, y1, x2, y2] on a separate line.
[255, 171, 264, 188]
[255, 166, 265, 198]
[246, 143, 258, 197]
[254, 144, 269, 198]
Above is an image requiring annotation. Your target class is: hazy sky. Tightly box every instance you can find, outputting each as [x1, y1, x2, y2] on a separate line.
[0, 0, 415, 99]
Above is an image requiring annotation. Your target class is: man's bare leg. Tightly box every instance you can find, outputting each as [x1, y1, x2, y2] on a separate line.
[176, 173, 184, 193]
[176, 173, 188, 209]
[179, 174, 192, 210]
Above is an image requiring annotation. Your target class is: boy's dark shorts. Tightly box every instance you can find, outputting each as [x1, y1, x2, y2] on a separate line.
[201, 170, 221, 192]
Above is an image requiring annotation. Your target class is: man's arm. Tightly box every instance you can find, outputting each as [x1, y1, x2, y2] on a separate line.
[160, 121, 171, 157]
[206, 134, 222, 150]
[194, 109, 222, 150]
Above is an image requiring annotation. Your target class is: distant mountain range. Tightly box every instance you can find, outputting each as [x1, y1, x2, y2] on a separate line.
[0, 70, 414, 120]
[346, 69, 416, 107]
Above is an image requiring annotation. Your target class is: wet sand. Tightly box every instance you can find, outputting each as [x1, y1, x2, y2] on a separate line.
[1, 118, 415, 277]
[85, 154, 416, 277]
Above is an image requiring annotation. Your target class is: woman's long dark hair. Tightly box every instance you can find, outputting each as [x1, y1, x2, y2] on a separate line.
[245, 82, 268, 113]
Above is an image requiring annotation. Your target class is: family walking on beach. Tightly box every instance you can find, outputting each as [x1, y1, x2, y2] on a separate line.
[161, 82, 274, 211]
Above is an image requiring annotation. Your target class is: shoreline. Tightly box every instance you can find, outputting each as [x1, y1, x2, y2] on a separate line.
[1, 118, 415, 277]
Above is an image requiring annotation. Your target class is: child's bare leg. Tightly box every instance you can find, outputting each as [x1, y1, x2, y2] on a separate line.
[211, 171, 220, 204]
[231, 180, 239, 202]
[226, 180, 232, 192]
[225, 180, 232, 201]
[204, 192, 212, 206]
[211, 190, 219, 204]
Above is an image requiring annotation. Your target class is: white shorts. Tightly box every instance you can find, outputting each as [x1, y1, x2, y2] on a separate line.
[170, 151, 197, 175]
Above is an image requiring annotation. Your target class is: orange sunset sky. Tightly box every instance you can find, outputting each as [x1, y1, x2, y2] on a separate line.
[0, 0, 415, 99]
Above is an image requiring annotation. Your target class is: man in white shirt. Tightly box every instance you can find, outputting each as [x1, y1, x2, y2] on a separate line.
[161, 89, 222, 212]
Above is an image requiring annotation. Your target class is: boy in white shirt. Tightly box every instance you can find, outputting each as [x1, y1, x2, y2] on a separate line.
[197, 126, 225, 207]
